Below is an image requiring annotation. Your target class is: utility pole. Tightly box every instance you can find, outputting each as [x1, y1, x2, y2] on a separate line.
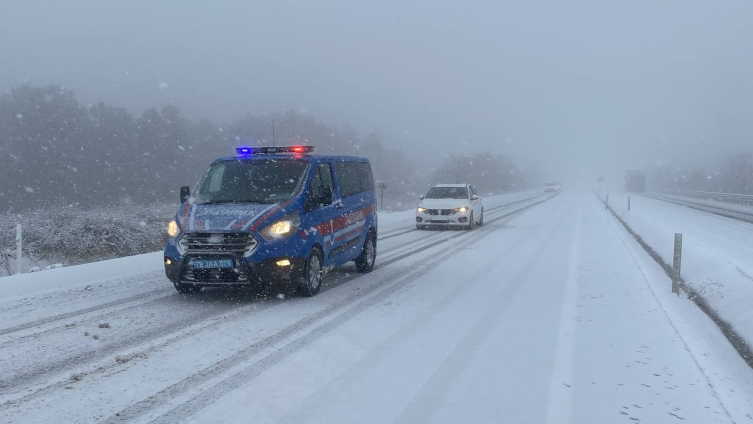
[15, 224, 22, 275]
[672, 233, 683, 295]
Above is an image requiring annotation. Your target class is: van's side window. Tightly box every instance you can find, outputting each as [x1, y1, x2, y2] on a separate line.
[335, 162, 362, 198]
[357, 162, 374, 192]
[305, 163, 335, 211]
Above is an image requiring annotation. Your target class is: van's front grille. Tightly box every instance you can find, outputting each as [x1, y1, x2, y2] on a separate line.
[181, 233, 257, 256]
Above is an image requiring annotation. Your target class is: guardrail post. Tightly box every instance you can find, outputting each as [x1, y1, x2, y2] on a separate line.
[672, 233, 682, 295]
[15, 224, 22, 275]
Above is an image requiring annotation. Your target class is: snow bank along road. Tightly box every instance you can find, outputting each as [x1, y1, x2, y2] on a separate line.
[2, 190, 753, 423]
[608, 192, 753, 369]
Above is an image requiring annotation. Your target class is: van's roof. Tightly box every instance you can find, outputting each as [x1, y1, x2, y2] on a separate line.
[434, 183, 468, 188]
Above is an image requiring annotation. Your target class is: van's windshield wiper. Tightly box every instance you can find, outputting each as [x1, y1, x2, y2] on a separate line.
[197, 197, 284, 205]
[198, 200, 236, 204]
[237, 199, 279, 204]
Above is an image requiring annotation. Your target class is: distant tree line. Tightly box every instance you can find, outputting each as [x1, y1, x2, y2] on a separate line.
[0, 84, 532, 212]
[643, 150, 753, 194]
[0, 85, 426, 211]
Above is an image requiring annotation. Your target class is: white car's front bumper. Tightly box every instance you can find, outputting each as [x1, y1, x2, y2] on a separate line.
[416, 208, 472, 227]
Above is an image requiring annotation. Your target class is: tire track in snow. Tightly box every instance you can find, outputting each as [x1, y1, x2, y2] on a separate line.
[0, 288, 172, 348]
[104, 194, 558, 424]
[395, 203, 572, 424]
[0, 194, 545, 342]
[0, 195, 555, 408]
[543, 205, 582, 424]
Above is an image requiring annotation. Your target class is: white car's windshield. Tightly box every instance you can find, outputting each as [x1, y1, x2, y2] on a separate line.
[425, 187, 468, 199]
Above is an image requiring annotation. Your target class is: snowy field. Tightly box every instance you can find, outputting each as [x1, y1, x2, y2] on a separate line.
[1, 190, 752, 423]
[606, 192, 753, 356]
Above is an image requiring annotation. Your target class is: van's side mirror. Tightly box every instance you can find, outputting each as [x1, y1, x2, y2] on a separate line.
[471, 194, 479, 200]
[419, 195, 425, 200]
[180, 186, 191, 203]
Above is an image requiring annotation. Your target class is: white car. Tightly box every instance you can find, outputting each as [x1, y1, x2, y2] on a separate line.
[416, 184, 484, 230]
[543, 182, 558, 192]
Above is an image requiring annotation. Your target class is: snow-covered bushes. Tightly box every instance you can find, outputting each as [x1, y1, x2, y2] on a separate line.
[0, 203, 175, 276]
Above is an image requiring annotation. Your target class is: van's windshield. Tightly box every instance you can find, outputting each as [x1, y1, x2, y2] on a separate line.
[195, 159, 309, 204]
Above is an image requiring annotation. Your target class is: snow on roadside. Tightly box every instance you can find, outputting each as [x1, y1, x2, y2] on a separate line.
[0, 252, 164, 302]
[605, 192, 753, 362]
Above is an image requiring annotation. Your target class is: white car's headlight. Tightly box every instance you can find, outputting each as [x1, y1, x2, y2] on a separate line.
[260, 212, 300, 241]
[455, 206, 469, 213]
[167, 220, 179, 237]
[417, 207, 427, 213]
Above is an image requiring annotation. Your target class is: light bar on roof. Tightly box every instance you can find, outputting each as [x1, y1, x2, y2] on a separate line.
[235, 146, 315, 155]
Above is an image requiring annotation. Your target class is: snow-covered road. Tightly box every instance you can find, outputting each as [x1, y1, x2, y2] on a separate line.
[2, 190, 752, 423]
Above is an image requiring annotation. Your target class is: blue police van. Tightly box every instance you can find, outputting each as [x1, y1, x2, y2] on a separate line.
[164, 146, 378, 296]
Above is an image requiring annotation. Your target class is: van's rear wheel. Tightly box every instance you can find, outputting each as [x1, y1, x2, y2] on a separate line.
[298, 247, 324, 297]
[173, 282, 201, 294]
[355, 232, 377, 273]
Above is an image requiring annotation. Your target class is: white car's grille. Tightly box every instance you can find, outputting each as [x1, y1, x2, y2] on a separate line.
[427, 209, 455, 216]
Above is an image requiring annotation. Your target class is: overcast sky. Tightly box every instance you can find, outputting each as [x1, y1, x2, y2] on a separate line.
[3, 0, 753, 184]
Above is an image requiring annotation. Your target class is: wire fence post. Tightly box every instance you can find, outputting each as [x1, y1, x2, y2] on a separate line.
[605, 193, 609, 210]
[672, 233, 682, 295]
[15, 224, 22, 275]
[628, 195, 631, 212]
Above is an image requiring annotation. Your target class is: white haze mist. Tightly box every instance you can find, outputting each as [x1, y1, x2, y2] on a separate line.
[2, 0, 753, 185]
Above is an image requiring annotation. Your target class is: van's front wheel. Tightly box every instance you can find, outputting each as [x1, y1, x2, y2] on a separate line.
[355, 232, 377, 273]
[298, 247, 324, 297]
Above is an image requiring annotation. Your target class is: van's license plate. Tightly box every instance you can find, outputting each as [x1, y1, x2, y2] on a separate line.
[190, 259, 234, 269]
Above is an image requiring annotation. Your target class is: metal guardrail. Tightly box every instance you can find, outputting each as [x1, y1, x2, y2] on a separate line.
[645, 191, 753, 224]
[659, 189, 753, 206]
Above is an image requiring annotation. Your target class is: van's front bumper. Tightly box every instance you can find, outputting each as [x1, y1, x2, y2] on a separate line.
[164, 254, 306, 288]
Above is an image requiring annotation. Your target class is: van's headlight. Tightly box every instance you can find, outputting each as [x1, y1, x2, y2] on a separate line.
[417, 207, 426, 213]
[261, 212, 300, 240]
[455, 206, 469, 213]
[167, 220, 179, 237]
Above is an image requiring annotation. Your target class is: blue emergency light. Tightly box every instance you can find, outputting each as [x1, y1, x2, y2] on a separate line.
[236, 146, 315, 156]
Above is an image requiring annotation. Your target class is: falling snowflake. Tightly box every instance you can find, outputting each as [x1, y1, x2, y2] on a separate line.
[24, 187, 34, 193]
[16, 113, 23, 119]
[159, 82, 169, 89]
